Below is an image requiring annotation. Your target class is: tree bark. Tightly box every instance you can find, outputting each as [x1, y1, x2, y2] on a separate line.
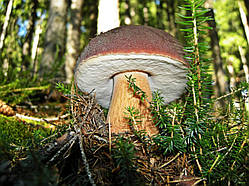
[0, 0, 13, 77]
[39, 0, 67, 77]
[22, 0, 38, 71]
[97, 0, 120, 34]
[238, 45, 249, 116]
[31, 18, 44, 77]
[227, 62, 236, 90]
[87, 1, 98, 38]
[166, 0, 177, 36]
[238, 46, 249, 82]
[123, 0, 132, 25]
[156, 0, 164, 29]
[0, 0, 13, 51]
[65, 0, 84, 83]
[238, 0, 249, 45]
[244, 0, 249, 22]
[205, 3, 227, 103]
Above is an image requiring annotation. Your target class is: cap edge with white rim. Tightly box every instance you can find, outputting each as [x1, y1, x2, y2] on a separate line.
[75, 53, 188, 108]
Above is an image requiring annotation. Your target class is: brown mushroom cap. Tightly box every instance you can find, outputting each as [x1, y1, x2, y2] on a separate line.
[75, 25, 188, 108]
[77, 25, 187, 66]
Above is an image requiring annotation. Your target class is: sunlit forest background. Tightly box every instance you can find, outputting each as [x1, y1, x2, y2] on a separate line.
[0, 0, 249, 185]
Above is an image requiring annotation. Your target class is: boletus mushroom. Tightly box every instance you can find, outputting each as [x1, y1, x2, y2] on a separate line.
[74, 25, 188, 136]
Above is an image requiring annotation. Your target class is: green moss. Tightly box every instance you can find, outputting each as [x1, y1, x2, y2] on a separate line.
[0, 114, 52, 160]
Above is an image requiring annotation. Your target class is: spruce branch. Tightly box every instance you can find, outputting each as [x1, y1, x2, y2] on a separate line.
[125, 75, 148, 103]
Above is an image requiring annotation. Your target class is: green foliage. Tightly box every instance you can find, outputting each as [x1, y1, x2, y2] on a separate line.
[126, 75, 249, 185]
[153, 132, 186, 154]
[0, 0, 51, 105]
[113, 137, 137, 170]
[112, 137, 141, 185]
[123, 0, 249, 184]
[214, 0, 248, 73]
[150, 92, 186, 154]
[0, 78, 49, 105]
[0, 0, 248, 184]
[56, 82, 71, 95]
[0, 0, 56, 105]
[0, 111, 69, 185]
[0, 115, 53, 160]
[124, 106, 150, 143]
[125, 75, 147, 102]
[177, 0, 212, 151]
[178, 0, 248, 184]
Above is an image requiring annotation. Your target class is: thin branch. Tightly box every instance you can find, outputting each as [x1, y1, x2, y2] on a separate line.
[159, 152, 181, 169]
[77, 130, 96, 186]
[15, 113, 69, 122]
[0, 85, 50, 92]
[48, 134, 77, 164]
[215, 87, 245, 101]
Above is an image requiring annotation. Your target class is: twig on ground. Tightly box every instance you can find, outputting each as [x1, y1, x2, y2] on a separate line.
[15, 113, 70, 122]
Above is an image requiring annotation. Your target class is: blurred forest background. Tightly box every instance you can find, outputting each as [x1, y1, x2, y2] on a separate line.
[0, 0, 249, 105]
[0, 0, 249, 185]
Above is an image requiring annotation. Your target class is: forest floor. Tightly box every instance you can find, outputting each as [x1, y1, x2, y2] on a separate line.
[0, 90, 189, 185]
[0, 88, 248, 185]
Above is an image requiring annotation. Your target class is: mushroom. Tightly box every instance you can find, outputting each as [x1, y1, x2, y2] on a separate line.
[74, 25, 188, 136]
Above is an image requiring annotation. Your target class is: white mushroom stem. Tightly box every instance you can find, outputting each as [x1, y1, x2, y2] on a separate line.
[107, 71, 158, 136]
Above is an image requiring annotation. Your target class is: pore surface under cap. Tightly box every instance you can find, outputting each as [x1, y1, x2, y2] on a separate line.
[75, 54, 187, 108]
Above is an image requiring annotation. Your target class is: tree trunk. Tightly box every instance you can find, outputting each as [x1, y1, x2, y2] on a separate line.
[124, 0, 132, 25]
[227, 62, 236, 90]
[244, 0, 249, 22]
[238, 0, 249, 45]
[65, 0, 84, 83]
[166, 0, 177, 36]
[31, 18, 44, 78]
[22, 0, 38, 71]
[205, 2, 227, 104]
[156, 0, 164, 29]
[141, 1, 148, 25]
[39, 0, 67, 77]
[0, 0, 13, 51]
[0, 0, 13, 77]
[239, 46, 249, 82]
[97, 0, 120, 34]
[238, 45, 249, 116]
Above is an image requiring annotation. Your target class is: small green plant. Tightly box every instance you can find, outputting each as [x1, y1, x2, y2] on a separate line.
[122, 1, 249, 184]
[124, 106, 142, 131]
[150, 92, 186, 154]
[125, 74, 148, 102]
[56, 82, 71, 96]
[176, 0, 249, 184]
[124, 106, 152, 152]
[112, 137, 141, 185]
